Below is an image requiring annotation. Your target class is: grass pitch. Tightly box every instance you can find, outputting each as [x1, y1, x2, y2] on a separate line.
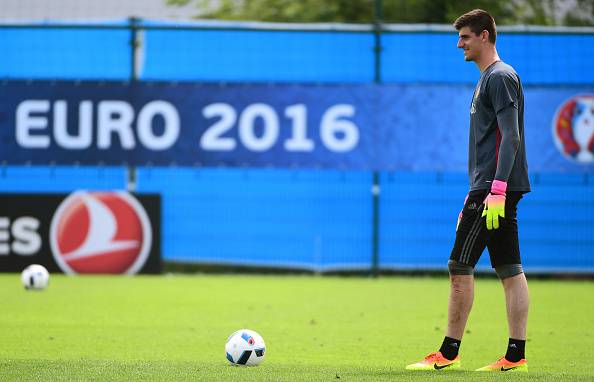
[0, 274, 593, 381]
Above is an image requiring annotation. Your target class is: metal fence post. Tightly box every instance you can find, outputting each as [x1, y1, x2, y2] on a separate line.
[127, 17, 140, 192]
[371, 0, 382, 277]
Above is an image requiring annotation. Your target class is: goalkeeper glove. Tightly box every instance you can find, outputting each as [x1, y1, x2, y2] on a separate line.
[482, 180, 507, 230]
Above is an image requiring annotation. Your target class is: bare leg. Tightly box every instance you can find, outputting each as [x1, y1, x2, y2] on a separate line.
[502, 273, 529, 339]
[446, 274, 474, 340]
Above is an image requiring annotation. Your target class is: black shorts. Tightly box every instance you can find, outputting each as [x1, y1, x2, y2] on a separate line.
[450, 190, 524, 268]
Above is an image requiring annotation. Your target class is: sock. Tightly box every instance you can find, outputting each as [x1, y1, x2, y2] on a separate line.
[439, 336, 461, 360]
[505, 338, 526, 362]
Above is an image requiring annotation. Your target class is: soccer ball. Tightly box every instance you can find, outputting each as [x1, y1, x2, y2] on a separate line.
[225, 329, 266, 366]
[21, 264, 50, 290]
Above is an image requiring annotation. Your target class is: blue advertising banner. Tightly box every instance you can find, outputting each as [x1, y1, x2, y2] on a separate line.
[1, 80, 593, 171]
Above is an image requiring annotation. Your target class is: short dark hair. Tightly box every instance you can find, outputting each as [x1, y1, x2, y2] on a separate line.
[454, 9, 496, 44]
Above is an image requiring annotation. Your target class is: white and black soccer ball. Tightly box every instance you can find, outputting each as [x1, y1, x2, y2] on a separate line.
[225, 329, 266, 366]
[21, 264, 50, 290]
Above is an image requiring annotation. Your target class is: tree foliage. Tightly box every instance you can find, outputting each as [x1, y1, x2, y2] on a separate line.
[167, 0, 594, 26]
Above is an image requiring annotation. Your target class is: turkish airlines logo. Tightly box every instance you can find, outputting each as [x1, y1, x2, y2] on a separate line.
[50, 192, 152, 274]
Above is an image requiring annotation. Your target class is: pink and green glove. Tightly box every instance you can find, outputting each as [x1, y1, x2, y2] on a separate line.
[481, 180, 507, 230]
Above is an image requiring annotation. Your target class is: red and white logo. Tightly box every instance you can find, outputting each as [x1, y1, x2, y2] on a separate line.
[50, 192, 152, 274]
[552, 94, 594, 164]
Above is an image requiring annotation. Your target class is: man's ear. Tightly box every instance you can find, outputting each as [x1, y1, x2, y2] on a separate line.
[481, 30, 490, 42]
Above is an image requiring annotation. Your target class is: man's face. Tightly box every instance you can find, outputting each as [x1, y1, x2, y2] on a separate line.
[457, 26, 484, 62]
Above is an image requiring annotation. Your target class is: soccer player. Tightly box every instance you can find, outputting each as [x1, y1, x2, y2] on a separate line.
[405, 9, 531, 372]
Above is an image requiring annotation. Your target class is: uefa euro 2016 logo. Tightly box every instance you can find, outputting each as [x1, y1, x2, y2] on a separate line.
[552, 94, 594, 164]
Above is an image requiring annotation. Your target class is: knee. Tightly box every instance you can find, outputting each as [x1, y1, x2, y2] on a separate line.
[495, 264, 524, 280]
[448, 260, 474, 277]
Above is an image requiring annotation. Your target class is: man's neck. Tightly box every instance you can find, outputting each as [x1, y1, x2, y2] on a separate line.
[476, 48, 500, 72]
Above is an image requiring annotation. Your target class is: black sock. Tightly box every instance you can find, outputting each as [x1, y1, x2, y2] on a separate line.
[505, 338, 526, 362]
[439, 336, 461, 360]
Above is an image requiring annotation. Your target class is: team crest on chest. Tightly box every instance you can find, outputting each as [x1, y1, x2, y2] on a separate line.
[471, 87, 480, 114]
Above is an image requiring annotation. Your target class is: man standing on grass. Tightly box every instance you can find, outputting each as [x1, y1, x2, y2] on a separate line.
[406, 9, 531, 372]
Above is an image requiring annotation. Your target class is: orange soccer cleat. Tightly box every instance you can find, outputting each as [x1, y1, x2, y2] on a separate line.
[475, 357, 528, 372]
[405, 351, 461, 371]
